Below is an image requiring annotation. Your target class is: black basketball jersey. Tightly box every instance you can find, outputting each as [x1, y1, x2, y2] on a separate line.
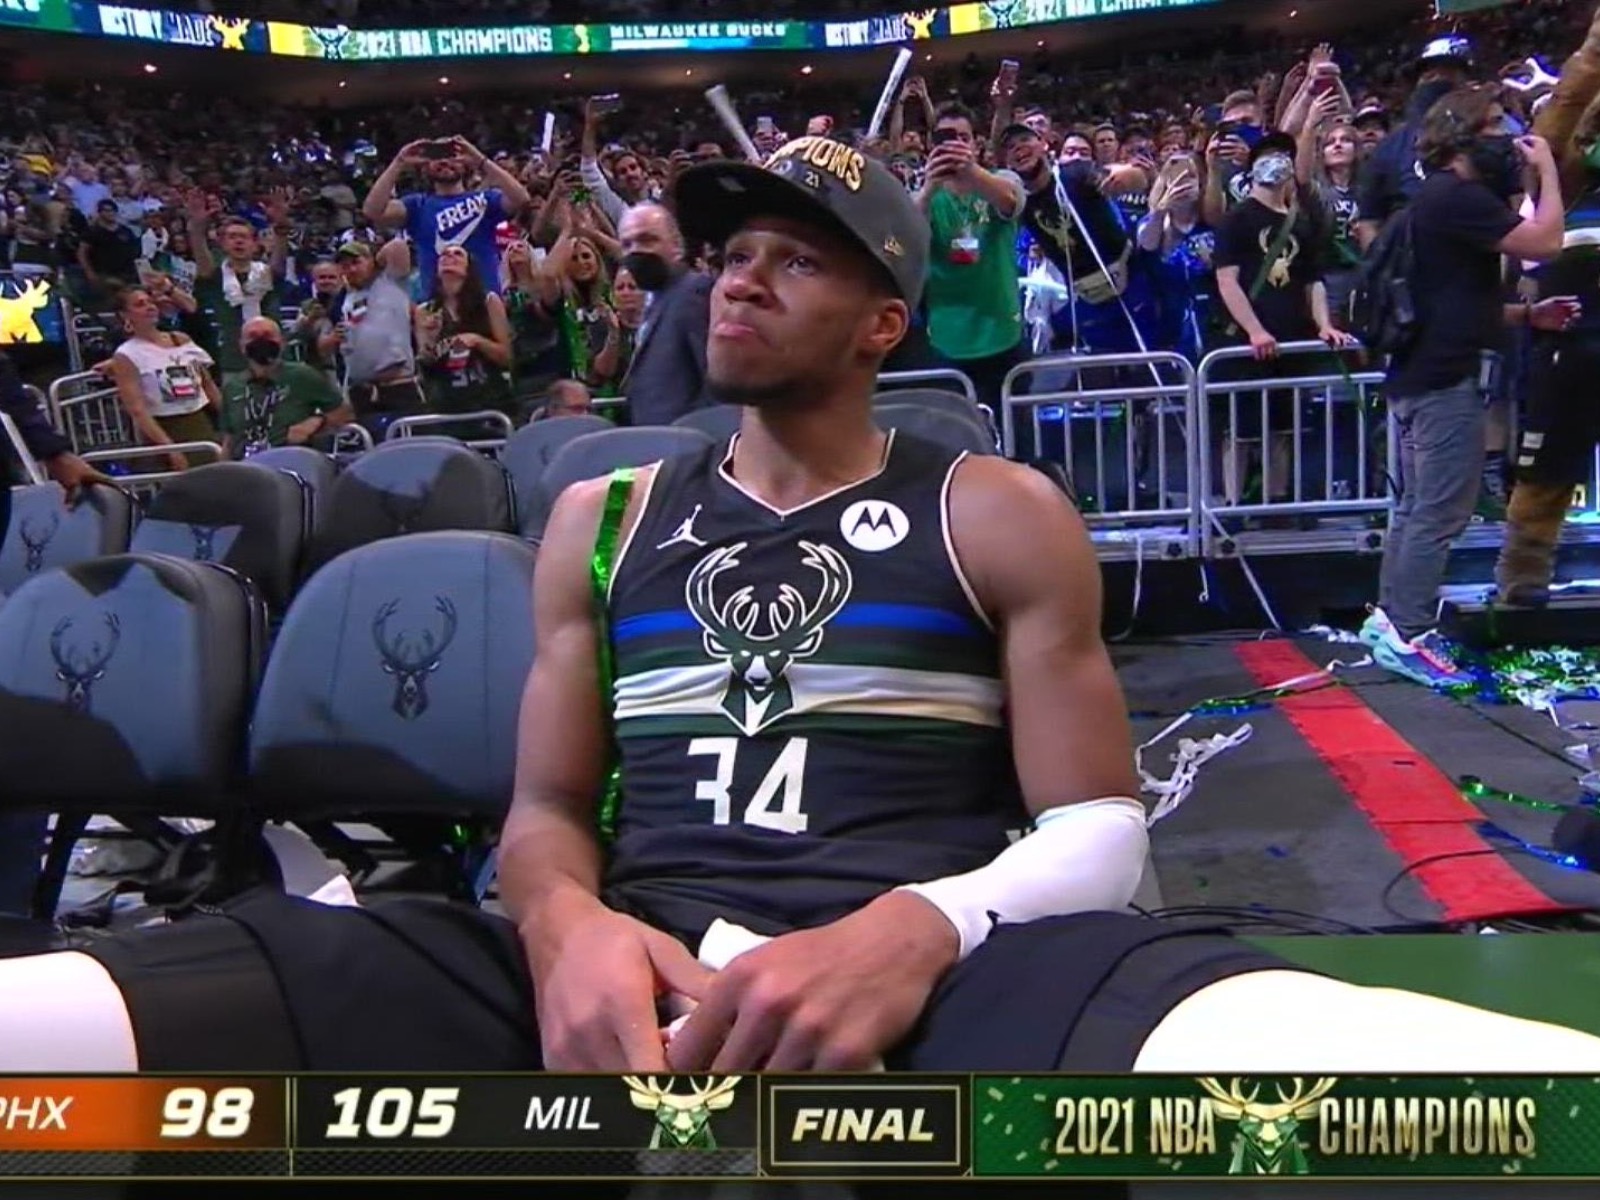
[600, 430, 1026, 944]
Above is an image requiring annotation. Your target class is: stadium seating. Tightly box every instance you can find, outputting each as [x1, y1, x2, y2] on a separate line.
[244, 445, 339, 535]
[305, 437, 515, 573]
[500, 415, 612, 538]
[523, 426, 715, 543]
[0, 553, 268, 915]
[875, 404, 999, 456]
[873, 387, 995, 438]
[249, 531, 536, 825]
[128, 463, 309, 612]
[0, 483, 134, 596]
[672, 405, 742, 442]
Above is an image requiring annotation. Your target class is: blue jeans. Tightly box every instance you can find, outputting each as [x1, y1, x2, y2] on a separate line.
[1378, 378, 1485, 639]
[0, 812, 46, 916]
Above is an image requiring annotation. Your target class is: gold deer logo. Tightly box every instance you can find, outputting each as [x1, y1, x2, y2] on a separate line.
[1257, 227, 1300, 289]
[904, 9, 937, 38]
[210, 15, 251, 50]
[1197, 1076, 1338, 1175]
[0, 279, 51, 344]
[622, 1076, 742, 1150]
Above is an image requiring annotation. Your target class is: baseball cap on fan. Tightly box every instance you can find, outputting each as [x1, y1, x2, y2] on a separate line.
[673, 136, 930, 310]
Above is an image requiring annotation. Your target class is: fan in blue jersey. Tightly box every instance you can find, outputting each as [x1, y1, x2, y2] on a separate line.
[4, 139, 1600, 1082]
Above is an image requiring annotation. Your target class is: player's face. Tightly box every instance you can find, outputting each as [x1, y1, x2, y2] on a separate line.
[708, 215, 905, 409]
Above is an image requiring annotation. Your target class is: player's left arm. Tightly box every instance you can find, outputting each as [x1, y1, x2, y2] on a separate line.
[886, 456, 1150, 957]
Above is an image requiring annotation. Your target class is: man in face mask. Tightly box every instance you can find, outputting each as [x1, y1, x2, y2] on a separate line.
[1356, 35, 1476, 249]
[614, 201, 714, 427]
[1359, 85, 1568, 689]
[218, 317, 352, 459]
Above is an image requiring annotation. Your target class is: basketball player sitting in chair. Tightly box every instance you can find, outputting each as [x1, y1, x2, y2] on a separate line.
[0, 140, 1596, 1079]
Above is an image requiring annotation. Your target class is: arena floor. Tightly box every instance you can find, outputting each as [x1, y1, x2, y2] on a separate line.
[1124, 634, 1600, 929]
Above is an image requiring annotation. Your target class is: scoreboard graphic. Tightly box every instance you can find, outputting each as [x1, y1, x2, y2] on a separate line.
[0, 1074, 1597, 1180]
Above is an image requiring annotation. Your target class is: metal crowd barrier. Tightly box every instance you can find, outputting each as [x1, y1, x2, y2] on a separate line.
[386, 410, 515, 455]
[1001, 352, 1200, 562]
[1195, 343, 1394, 559]
[49, 372, 135, 457]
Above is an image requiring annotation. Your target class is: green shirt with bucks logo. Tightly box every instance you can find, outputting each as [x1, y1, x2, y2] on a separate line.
[925, 174, 1025, 362]
[220, 361, 342, 456]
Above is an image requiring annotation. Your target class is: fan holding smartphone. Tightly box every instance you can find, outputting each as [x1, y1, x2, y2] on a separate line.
[361, 133, 532, 299]
[914, 98, 1029, 410]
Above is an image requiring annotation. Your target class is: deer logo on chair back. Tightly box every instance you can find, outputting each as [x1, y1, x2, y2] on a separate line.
[685, 540, 853, 736]
[19, 512, 59, 573]
[189, 525, 219, 562]
[372, 596, 459, 719]
[49, 613, 122, 713]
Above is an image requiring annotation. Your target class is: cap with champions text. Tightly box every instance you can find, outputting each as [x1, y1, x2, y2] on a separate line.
[673, 136, 931, 310]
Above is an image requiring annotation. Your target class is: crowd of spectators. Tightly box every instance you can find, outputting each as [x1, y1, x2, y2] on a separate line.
[0, 0, 1586, 469]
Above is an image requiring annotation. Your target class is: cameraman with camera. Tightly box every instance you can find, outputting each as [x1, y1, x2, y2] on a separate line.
[362, 135, 530, 298]
[1361, 85, 1571, 688]
[916, 101, 1026, 409]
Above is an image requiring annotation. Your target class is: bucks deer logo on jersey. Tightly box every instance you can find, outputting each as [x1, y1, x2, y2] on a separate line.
[685, 540, 852, 735]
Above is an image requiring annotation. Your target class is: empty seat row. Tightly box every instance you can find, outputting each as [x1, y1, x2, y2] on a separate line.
[6, 399, 1002, 610]
[0, 531, 538, 916]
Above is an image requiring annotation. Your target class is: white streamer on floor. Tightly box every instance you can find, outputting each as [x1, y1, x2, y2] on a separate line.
[1138, 655, 1371, 826]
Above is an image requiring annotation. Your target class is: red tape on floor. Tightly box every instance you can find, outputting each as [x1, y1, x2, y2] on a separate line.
[1234, 640, 1566, 922]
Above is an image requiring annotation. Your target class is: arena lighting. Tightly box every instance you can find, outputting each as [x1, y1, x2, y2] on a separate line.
[142, 62, 156, 72]
[562, 71, 571, 79]
[338, 80, 346, 87]
[438, 75, 449, 83]
[800, 64, 813, 74]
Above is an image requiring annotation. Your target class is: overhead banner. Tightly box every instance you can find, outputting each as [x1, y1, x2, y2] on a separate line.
[0, 0, 76, 34]
[5, 0, 1220, 58]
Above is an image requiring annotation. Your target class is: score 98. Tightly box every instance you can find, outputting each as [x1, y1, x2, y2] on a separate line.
[159, 1086, 257, 1139]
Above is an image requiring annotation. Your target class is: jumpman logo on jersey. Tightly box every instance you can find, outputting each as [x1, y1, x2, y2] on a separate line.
[657, 505, 708, 550]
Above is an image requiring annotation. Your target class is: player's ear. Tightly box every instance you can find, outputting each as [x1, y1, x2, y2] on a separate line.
[860, 297, 909, 358]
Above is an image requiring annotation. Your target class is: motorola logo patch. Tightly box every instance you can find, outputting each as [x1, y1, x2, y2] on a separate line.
[839, 500, 909, 553]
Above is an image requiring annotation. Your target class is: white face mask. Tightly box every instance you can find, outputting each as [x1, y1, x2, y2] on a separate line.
[1252, 154, 1294, 188]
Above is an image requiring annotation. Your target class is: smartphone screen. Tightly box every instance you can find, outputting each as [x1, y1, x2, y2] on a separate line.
[423, 141, 455, 160]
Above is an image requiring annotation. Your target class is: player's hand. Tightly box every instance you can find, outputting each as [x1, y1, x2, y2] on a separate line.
[665, 891, 958, 1072]
[529, 903, 712, 1071]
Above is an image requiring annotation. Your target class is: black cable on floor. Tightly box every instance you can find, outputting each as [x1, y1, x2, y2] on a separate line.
[1378, 846, 1600, 927]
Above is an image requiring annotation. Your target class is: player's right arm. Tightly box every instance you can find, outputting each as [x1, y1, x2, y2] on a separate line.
[498, 471, 710, 1070]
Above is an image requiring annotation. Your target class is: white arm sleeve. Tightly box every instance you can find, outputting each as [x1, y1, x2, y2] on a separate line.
[895, 797, 1150, 960]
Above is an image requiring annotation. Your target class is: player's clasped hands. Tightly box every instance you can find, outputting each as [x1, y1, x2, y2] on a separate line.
[530, 904, 710, 1072]
[664, 892, 959, 1072]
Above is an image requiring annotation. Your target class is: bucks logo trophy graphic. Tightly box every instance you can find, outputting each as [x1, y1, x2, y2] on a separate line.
[1196, 1077, 1339, 1175]
[623, 1077, 742, 1150]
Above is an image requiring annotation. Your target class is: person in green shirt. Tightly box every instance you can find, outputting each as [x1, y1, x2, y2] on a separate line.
[917, 102, 1027, 409]
[184, 190, 288, 380]
[219, 318, 352, 459]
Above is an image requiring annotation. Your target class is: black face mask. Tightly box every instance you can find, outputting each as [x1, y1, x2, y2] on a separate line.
[1469, 135, 1523, 201]
[620, 251, 673, 293]
[244, 337, 282, 366]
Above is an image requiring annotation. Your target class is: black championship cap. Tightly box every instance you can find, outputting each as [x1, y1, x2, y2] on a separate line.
[673, 136, 930, 310]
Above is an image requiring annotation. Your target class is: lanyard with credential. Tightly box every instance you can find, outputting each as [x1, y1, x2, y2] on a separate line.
[590, 466, 636, 845]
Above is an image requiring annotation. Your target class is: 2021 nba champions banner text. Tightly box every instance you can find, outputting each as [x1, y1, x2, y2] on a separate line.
[0, 0, 1217, 59]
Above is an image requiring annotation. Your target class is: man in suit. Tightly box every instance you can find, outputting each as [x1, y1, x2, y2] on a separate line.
[616, 203, 714, 427]
[0, 351, 114, 915]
